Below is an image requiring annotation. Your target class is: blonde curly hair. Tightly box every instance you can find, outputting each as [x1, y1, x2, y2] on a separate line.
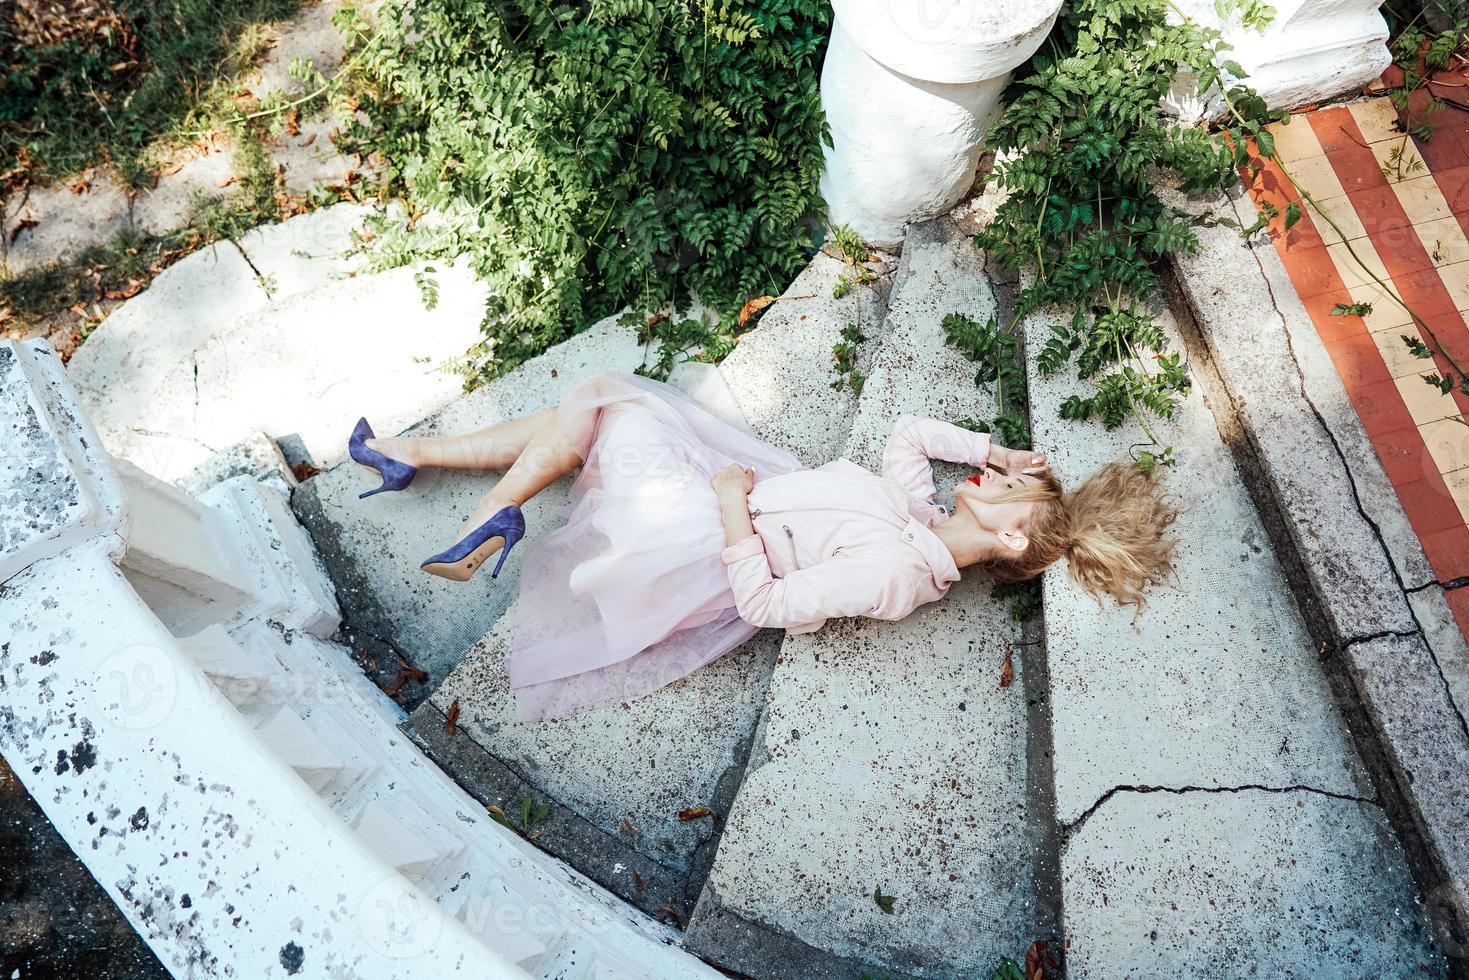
[981, 462, 1180, 609]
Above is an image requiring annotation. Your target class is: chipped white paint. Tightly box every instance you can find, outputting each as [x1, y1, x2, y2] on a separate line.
[0, 339, 724, 979]
[1167, 0, 1391, 119]
[818, 0, 1062, 245]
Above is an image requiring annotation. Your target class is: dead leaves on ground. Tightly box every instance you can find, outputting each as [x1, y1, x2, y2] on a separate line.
[676, 806, 713, 822]
[737, 294, 775, 327]
[999, 646, 1014, 688]
[444, 698, 460, 736]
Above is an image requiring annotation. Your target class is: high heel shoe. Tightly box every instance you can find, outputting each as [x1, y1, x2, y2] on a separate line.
[421, 505, 526, 582]
[349, 417, 418, 499]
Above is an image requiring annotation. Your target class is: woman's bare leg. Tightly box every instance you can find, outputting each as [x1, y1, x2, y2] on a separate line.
[445, 414, 587, 538]
[366, 408, 556, 471]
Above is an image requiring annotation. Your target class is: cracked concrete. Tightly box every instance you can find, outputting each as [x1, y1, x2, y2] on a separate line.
[1166, 183, 1469, 967]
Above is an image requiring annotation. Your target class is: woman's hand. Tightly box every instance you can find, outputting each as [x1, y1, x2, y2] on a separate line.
[988, 443, 1048, 476]
[711, 463, 755, 499]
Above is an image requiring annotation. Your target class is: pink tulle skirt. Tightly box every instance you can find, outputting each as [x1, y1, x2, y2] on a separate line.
[507, 372, 804, 720]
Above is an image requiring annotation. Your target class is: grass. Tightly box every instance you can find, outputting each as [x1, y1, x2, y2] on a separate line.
[1, 0, 306, 188]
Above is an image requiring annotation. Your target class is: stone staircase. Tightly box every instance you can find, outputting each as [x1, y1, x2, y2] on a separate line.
[29, 197, 1454, 976]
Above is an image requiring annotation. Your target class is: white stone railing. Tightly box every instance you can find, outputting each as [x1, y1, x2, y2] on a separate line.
[0, 339, 720, 979]
[818, 0, 1063, 246]
[819, 0, 1391, 243]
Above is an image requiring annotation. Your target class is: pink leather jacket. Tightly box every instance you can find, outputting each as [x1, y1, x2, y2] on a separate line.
[720, 416, 992, 632]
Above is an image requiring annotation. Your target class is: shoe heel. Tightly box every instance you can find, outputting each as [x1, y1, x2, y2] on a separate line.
[490, 529, 524, 579]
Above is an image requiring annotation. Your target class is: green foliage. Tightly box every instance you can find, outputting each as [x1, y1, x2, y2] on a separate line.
[977, 0, 1282, 463]
[0, 0, 304, 186]
[871, 885, 897, 914]
[488, 796, 552, 838]
[340, 0, 832, 385]
[1331, 302, 1374, 316]
[991, 580, 1042, 621]
[831, 322, 868, 395]
[992, 957, 1025, 980]
[942, 312, 1031, 450]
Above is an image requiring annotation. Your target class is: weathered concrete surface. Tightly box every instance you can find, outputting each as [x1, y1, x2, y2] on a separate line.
[718, 250, 892, 466]
[687, 219, 1051, 979]
[291, 317, 649, 694]
[1168, 185, 1469, 957]
[1023, 291, 1371, 822]
[128, 149, 240, 236]
[68, 205, 485, 484]
[176, 432, 297, 497]
[1, 171, 132, 275]
[408, 613, 780, 917]
[1063, 790, 1445, 978]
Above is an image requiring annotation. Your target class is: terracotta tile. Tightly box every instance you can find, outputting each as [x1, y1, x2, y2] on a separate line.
[1442, 261, 1469, 311]
[1433, 165, 1469, 215]
[1347, 281, 1416, 331]
[1350, 99, 1405, 144]
[1310, 107, 1371, 157]
[1396, 268, 1462, 320]
[1327, 332, 1393, 391]
[1443, 467, 1469, 524]
[1278, 211, 1327, 251]
[1444, 587, 1469, 636]
[1395, 472, 1465, 534]
[1347, 185, 1414, 236]
[1307, 194, 1368, 245]
[1415, 216, 1469, 268]
[1268, 116, 1326, 163]
[1380, 65, 1407, 90]
[1397, 372, 1461, 423]
[1418, 310, 1469, 372]
[1371, 138, 1428, 185]
[1301, 291, 1365, 342]
[1395, 174, 1455, 224]
[1352, 377, 1418, 436]
[1419, 524, 1469, 580]
[1374, 324, 1433, 378]
[1420, 416, 1469, 472]
[1326, 239, 1389, 291]
[1418, 129, 1469, 172]
[1282, 243, 1346, 298]
[1286, 154, 1349, 200]
[1371, 424, 1437, 485]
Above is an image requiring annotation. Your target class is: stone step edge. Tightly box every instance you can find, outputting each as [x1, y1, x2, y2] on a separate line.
[1165, 184, 1469, 965]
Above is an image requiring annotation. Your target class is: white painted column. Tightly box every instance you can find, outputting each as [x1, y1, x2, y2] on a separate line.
[819, 0, 1064, 247]
[1169, 0, 1391, 119]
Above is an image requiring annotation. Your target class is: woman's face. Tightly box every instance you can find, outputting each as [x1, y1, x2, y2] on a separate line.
[950, 467, 1043, 552]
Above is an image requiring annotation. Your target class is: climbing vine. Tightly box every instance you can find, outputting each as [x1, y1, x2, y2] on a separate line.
[335, 0, 831, 386]
[974, 0, 1287, 471]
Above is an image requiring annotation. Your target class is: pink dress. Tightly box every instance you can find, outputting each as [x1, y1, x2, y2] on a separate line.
[507, 373, 805, 720]
[506, 374, 987, 721]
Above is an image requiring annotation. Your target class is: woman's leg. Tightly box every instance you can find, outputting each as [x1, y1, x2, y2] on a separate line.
[445, 412, 587, 537]
[366, 407, 556, 472]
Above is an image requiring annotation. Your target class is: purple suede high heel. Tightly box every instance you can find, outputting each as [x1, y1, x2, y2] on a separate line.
[349, 418, 418, 499]
[420, 505, 526, 582]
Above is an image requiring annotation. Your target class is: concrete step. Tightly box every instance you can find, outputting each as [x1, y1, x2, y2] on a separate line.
[717, 248, 894, 466]
[64, 202, 485, 485]
[290, 315, 653, 696]
[391, 244, 889, 922]
[685, 218, 1054, 979]
[1016, 284, 1444, 972]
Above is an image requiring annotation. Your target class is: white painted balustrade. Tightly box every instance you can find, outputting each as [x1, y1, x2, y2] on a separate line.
[0, 339, 720, 979]
[817, 0, 1064, 246]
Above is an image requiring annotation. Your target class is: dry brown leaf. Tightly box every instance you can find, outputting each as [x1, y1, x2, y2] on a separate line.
[486, 804, 507, 819]
[445, 698, 461, 736]
[738, 294, 775, 327]
[619, 818, 636, 835]
[633, 871, 645, 892]
[0, 307, 11, 325]
[283, 109, 300, 137]
[999, 647, 1015, 688]
[1024, 938, 1055, 980]
[298, 132, 317, 147]
[656, 905, 686, 927]
[217, 174, 243, 188]
[677, 806, 714, 822]
[10, 218, 38, 244]
[70, 177, 90, 194]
